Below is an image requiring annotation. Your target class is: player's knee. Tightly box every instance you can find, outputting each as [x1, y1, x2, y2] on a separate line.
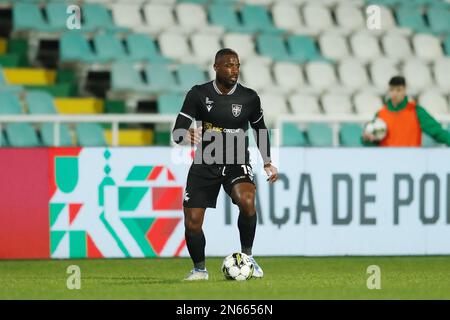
[237, 192, 256, 215]
[184, 215, 203, 233]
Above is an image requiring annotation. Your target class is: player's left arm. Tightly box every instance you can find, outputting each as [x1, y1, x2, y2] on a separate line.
[416, 106, 450, 146]
[249, 95, 278, 183]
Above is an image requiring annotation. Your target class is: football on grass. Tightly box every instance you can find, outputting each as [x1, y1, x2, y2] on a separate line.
[222, 252, 254, 281]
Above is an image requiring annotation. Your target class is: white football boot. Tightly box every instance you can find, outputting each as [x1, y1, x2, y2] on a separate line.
[184, 268, 209, 281]
[248, 256, 264, 278]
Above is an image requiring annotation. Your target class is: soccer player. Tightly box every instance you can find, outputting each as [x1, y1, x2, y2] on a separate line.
[363, 76, 450, 146]
[172, 48, 279, 280]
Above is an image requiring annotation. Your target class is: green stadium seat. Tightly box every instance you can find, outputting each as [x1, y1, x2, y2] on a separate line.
[5, 123, 41, 147]
[157, 93, 184, 115]
[287, 35, 327, 63]
[257, 34, 300, 63]
[179, 0, 209, 4]
[26, 90, 57, 114]
[282, 123, 307, 146]
[177, 64, 207, 92]
[307, 123, 333, 147]
[60, 32, 103, 64]
[83, 3, 128, 33]
[145, 64, 183, 93]
[46, 2, 69, 31]
[427, 7, 450, 35]
[93, 34, 128, 62]
[241, 5, 284, 34]
[422, 133, 439, 147]
[13, 3, 55, 32]
[444, 35, 450, 55]
[208, 4, 253, 33]
[111, 61, 153, 92]
[0, 66, 23, 93]
[339, 123, 364, 147]
[396, 6, 430, 33]
[0, 92, 23, 114]
[0, 54, 20, 67]
[41, 123, 73, 147]
[127, 34, 172, 63]
[75, 123, 106, 147]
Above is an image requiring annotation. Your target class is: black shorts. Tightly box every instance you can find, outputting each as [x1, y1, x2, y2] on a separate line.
[183, 163, 255, 208]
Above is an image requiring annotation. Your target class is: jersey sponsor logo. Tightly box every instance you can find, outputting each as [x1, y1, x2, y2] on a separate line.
[231, 104, 242, 117]
[204, 122, 241, 133]
[205, 97, 214, 112]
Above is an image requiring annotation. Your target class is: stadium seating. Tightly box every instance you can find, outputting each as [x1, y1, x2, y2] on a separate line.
[41, 123, 73, 147]
[26, 91, 57, 114]
[126, 34, 172, 63]
[282, 123, 308, 146]
[2, 0, 450, 148]
[5, 123, 41, 147]
[340, 123, 364, 147]
[306, 123, 333, 147]
[75, 123, 107, 147]
[0, 92, 23, 115]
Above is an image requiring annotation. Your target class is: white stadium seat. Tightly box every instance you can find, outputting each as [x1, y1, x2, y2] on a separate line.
[321, 93, 353, 115]
[418, 91, 449, 115]
[191, 33, 222, 66]
[353, 91, 383, 115]
[335, 4, 365, 33]
[402, 59, 433, 96]
[259, 93, 290, 126]
[111, 4, 153, 33]
[273, 62, 305, 94]
[382, 34, 413, 63]
[272, 3, 302, 32]
[305, 62, 337, 92]
[243, 0, 274, 5]
[412, 34, 443, 63]
[302, 4, 334, 34]
[241, 62, 288, 94]
[175, 3, 223, 35]
[319, 32, 350, 61]
[350, 32, 383, 64]
[223, 33, 271, 65]
[433, 58, 450, 93]
[289, 93, 322, 115]
[158, 32, 198, 64]
[370, 57, 400, 94]
[338, 58, 370, 92]
[143, 4, 182, 35]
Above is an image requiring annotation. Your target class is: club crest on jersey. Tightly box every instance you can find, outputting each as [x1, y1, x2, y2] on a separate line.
[231, 104, 242, 117]
[205, 97, 214, 112]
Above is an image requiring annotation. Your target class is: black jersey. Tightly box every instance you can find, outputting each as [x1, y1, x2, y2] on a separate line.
[176, 80, 270, 165]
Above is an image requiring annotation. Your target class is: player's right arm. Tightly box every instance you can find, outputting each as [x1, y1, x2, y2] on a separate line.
[172, 89, 202, 145]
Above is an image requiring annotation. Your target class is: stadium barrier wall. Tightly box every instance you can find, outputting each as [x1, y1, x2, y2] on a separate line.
[1, 147, 449, 259]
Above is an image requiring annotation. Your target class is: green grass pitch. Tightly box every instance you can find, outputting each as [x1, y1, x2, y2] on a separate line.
[1, 256, 450, 299]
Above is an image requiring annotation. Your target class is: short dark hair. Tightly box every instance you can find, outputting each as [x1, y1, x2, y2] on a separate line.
[389, 76, 406, 86]
[214, 48, 238, 63]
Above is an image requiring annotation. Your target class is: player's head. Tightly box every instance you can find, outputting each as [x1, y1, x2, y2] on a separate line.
[388, 76, 407, 106]
[213, 48, 240, 88]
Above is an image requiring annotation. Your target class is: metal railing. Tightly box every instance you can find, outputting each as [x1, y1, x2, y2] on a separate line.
[276, 114, 450, 147]
[0, 114, 176, 147]
[1, 114, 450, 147]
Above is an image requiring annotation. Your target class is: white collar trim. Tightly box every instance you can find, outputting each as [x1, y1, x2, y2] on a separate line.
[213, 80, 237, 95]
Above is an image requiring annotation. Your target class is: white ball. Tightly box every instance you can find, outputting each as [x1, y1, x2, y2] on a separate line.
[365, 118, 387, 141]
[222, 252, 254, 281]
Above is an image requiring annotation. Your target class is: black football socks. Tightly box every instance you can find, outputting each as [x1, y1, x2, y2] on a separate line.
[238, 212, 257, 256]
[185, 230, 206, 270]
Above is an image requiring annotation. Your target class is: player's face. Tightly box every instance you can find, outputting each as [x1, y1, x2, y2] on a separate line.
[388, 85, 406, 106]
[214, 54, 240, 88]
